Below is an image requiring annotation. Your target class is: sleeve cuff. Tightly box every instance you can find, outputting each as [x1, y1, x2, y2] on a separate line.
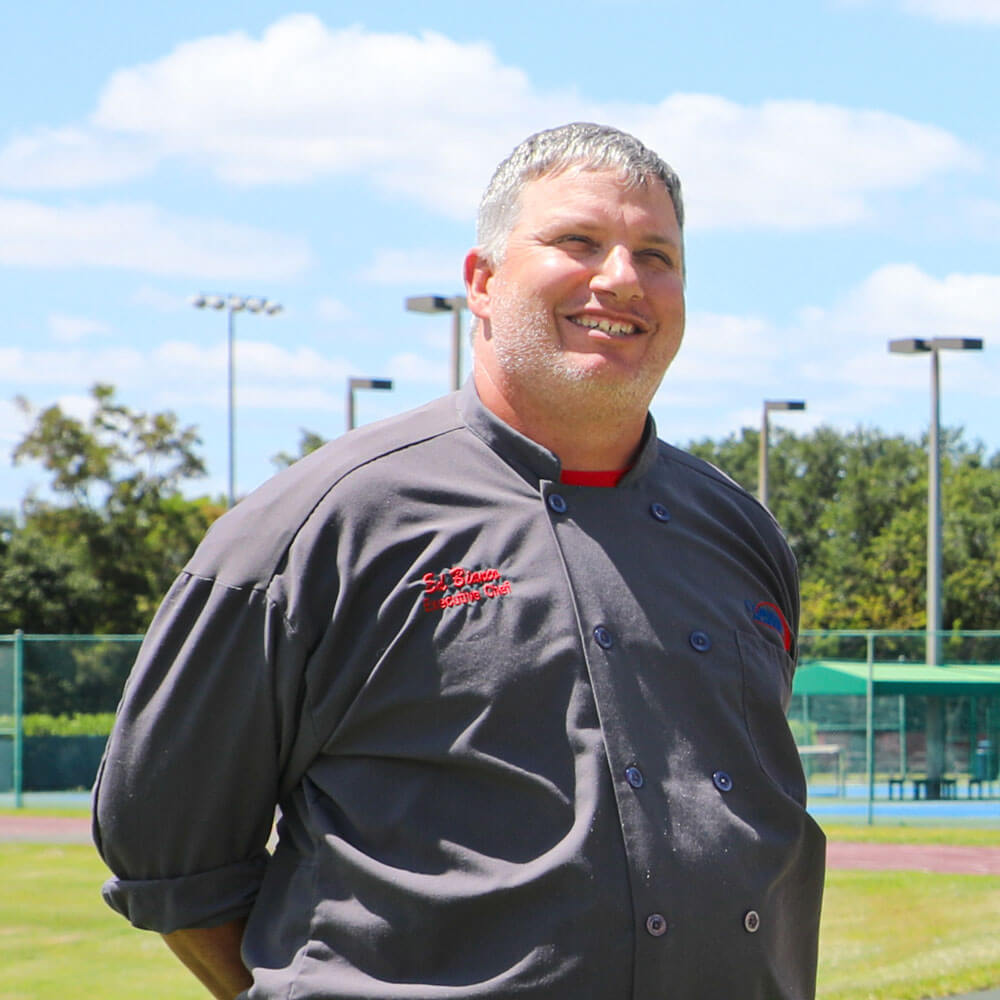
[101, 853, 270, 933]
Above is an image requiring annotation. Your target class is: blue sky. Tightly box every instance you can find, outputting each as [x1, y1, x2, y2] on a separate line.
[2, 0, 997, 508]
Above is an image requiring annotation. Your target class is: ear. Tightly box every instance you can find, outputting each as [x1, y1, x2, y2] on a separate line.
[464, 248, 495, 321]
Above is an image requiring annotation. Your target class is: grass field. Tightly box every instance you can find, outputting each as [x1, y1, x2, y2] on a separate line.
[0, 821, 998, 1000]
[0, 843, 204, 1000]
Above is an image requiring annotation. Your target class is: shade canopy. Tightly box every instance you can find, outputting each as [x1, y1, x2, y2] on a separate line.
[793, 660, 1000, 697]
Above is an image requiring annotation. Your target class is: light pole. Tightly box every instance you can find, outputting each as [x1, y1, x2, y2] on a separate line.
[888, 337, 983, 667]
[404, 295, 467, 391]
[889, 336, 983, 798]
[346, 377, 393, 432]
[759, 400, 805, 509]
[191, 293, 282, 507]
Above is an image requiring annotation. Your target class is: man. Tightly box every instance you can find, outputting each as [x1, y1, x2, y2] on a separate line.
[94, 122, 825, 999]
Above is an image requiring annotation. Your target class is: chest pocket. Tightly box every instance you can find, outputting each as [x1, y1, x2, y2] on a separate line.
[736, 629, 806, 805]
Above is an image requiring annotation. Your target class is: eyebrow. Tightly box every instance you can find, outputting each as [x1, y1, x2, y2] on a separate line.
[637, 233, 682, 252]
[537, 218, 681, 252]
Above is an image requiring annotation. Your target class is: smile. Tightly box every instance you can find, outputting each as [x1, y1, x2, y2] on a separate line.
[570, 315, 643, 337]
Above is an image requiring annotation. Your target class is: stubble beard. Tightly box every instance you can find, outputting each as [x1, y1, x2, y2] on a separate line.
[486, 294, 669, 421]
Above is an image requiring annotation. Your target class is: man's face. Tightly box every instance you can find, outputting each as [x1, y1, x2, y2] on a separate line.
[468, 167, 685, 421]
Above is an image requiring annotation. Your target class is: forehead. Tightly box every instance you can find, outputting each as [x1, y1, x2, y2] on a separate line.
[514, 167, 679, 233]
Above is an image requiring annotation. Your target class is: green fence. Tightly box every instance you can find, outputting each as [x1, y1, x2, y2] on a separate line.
[792, 630, 1000, 818]
[1, 633, 142, 803]
[0, 632, 23, 806]
[2, 630, 999, 807]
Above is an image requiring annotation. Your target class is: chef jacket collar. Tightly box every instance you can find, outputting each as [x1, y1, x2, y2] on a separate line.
[456, 378, 659, 490]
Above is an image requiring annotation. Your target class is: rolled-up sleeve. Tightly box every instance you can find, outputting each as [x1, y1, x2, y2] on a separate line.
[93, 570, 311, 933]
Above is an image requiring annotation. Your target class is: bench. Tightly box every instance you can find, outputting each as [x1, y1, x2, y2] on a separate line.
[888, 775, 957, 799]
[968, 777, 996, 798]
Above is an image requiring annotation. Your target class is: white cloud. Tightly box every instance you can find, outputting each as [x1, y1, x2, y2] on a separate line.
[48, 313, 112, 343]
[0, 338, 353, 400]
[154, 338, 353, 386]
[671, 312, 781, 383]
[316, 297, 354, 324]
[900, 0, 1000, 23]
[0, 346, 147, 386]
[387, 351, 449, 385]
[0, 398, 29, 449]
[0, 127, 154, 189]
[89, 17, 548, 213]
[131, 285, 187, 311]
[818, 264, 1000, 341]
[652, 262, 999, 442]
[0, 18, 977, 231]
[360, 248, 466, 287]
[0, 197, 312, 279]
[50, 393, 102, 422]
[838, 0, 1000, 22]
[627, 96, 975, 229]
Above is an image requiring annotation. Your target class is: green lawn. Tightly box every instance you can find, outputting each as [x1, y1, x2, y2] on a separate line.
[0, 844, 204, 1000]
[818, 870, 1000, 999]
[1, 831, 998, 999]
[820, 821, 1000, 847]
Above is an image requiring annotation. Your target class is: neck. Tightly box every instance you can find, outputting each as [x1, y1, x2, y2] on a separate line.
[473, 364, 648, 470]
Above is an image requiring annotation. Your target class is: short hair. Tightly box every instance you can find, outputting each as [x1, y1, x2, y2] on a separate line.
[476, 122, 684, 266]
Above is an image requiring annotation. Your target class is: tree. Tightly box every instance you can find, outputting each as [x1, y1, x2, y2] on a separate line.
[687, 424, 1000, 633]
[271, 428, 328, 469]
[3, 384, 222, 636]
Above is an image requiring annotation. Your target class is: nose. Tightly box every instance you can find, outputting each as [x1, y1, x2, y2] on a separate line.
[590, 244, 642, 301]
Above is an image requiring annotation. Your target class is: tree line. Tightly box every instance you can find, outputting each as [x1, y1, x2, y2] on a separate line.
[3, 384, 999, 711]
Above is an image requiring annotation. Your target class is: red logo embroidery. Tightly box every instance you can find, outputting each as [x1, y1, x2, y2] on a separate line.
[421, 566, 512, 613]
[751, 600, 792, 652]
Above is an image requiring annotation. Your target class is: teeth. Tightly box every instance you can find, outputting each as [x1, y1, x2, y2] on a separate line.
[574, 315, 638, 336]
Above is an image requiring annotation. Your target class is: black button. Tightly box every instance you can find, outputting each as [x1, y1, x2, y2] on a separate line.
[593, 626, 614, 650]
[547, 493, 568, 514]
[650, 502, 671, 522]
[645, 913, 668, 937]
[744, 910, 761, 933]
[689, 630, 712, 652]
[712, 770, 733, 793]
[625, 766, 645, 789]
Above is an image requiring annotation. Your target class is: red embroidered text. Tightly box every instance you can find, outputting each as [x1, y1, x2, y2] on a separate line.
[421, 566, 512, 613]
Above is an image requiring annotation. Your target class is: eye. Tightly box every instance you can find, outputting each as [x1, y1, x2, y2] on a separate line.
[638, 248, 675, 269]
[555, 234, 596, 250]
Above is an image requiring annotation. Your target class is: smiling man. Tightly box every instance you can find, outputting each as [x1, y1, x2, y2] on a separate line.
[94, 123, 825, 1000]
[467, 152, 686, 473]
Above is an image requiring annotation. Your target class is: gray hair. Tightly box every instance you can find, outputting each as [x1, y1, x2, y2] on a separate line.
[476, 122, 684, 266]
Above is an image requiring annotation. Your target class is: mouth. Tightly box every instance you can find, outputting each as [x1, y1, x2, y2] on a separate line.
[569, 314, 646, 338]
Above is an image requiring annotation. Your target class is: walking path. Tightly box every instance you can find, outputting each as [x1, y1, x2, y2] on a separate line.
[7, 813, 999, 874]
[0, 812, 93, 842]
[3, 815, 997, 999]
[825, 840, 1000, 875]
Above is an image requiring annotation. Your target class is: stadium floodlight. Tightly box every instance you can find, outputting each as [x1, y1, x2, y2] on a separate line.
[192, 292, 284, 507]
[887, 336, 984, 667]
[346, 377, 393, 432]
[405, 295, 467, 391]
[759, 400, 806, 509]
[888, 335, 984, 797]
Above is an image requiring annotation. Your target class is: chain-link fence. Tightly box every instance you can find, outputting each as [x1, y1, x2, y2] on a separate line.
[1, 633, 142, 801]
[792, 630, 1000, 805]
[0, 634, 21, 803]
[3, 630, 999, 805]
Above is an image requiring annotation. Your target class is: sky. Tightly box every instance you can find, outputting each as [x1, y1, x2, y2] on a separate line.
[1, 0, 997, 509]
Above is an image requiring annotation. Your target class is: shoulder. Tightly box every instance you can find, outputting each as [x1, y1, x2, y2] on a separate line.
[655, 439, 756, 501]
[186, 393, 465, 588]
[654, 438, 797, 565]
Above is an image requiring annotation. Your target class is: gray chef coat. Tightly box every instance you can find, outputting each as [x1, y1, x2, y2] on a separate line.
[93, 379, 825, 999]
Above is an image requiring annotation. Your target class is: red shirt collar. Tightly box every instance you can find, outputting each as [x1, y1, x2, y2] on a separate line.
[559, 469, 628, 488]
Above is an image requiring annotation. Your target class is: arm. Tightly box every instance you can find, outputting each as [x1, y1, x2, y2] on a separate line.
[94, 575, 305, 933]
[162, 917, 252, 1000]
